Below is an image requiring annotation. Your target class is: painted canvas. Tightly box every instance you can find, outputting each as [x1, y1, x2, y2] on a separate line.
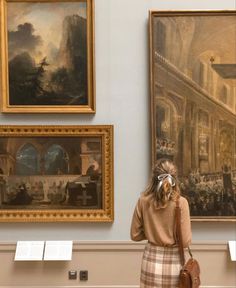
[0, 0, 95, 113]
[0, 126, 113, 222]
[149, 11, 236, 221]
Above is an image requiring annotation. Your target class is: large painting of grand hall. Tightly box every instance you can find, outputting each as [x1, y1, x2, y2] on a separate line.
[150, 11, 236, 219]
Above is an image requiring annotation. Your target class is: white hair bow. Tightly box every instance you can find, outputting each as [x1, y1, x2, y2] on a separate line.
[156, 173, 176, 196]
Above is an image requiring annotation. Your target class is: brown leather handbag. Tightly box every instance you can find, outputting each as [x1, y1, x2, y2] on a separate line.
[175, 199, 201, 288]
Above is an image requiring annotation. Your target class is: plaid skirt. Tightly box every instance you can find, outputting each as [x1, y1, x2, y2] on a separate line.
[140, 243, 182, 288]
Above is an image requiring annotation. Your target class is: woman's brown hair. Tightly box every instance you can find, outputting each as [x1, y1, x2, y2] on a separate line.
[144, 158, 180, 209]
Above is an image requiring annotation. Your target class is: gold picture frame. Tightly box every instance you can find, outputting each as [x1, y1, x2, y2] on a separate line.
[149, 10, 236, 221]
[0, 0, 95, 113]
[0, 125, 113, 222]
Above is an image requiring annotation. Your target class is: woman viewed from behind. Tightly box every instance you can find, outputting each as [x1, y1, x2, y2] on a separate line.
[130, 158, 192, 288]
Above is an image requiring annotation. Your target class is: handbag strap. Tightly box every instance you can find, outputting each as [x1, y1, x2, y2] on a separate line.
[175, 198, 185, 266]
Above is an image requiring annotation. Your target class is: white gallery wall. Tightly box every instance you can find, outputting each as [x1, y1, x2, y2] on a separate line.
[0, 0, 236, 242]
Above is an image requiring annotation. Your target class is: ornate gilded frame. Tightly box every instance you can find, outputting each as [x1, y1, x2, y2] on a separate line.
[0, 125, 113, 222]
[0, 0, 95, 113]
[149, 10, 236, 221]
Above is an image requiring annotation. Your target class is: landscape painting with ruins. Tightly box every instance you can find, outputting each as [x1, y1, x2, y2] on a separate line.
[150, 11, 236, 220]
[0, 0, 95, 113]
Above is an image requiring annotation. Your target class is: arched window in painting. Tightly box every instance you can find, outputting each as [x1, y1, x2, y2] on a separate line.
[16, 144, 39, 175]
[219, 85, 228, 105]
[44, 145, 69, 175]
[156, 104, 170, 139]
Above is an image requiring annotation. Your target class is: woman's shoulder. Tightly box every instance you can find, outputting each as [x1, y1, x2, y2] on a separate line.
[179, 196, 190, 207]
[139, 194, 188, 203]
[138, 192, 154, 204]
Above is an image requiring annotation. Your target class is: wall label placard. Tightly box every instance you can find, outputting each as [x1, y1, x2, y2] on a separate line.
[14, 240, 73, 261]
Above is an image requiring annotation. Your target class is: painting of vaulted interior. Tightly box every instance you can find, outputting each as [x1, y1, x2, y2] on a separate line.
[0, 137, 102, 209]
[153, 13, 236, 217]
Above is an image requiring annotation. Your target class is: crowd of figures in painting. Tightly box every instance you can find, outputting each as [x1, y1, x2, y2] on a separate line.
[180, 167, 236, 217]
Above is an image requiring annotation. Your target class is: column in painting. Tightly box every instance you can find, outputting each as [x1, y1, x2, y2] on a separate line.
[80, 140, 91, 176]
[182, 101, 193, 176]
[0, 154, 15, 204]
[175, 116, 184, 176]
[39, 153, 50, 203]
[0, 155, 7, 205]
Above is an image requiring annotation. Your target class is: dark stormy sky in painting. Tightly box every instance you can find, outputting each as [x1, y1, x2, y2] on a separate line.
[7, 2, 87, 62]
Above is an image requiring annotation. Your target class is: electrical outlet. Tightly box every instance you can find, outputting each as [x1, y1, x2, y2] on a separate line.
[80, 270, 88, 281]
[68, 270, 77, 280]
